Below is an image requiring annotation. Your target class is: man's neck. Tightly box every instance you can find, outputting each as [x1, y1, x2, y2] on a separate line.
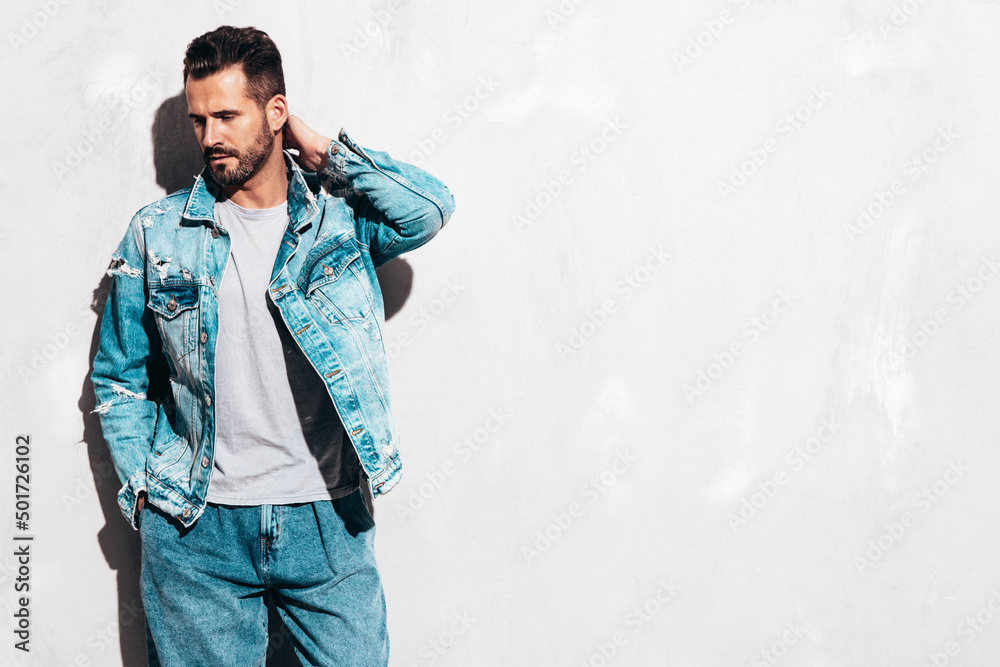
[222, 148, 289, 209]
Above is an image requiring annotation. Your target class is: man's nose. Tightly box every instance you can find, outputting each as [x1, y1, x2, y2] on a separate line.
[203, 119, 221, 149]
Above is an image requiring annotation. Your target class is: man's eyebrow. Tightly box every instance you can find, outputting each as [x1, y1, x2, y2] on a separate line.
[187, 109, 242, 119]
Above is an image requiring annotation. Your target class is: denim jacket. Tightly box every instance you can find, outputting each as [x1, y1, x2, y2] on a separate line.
[91, 128, 455, 530]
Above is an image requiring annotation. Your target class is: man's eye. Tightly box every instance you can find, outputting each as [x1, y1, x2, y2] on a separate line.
[192, 118, 204, 125]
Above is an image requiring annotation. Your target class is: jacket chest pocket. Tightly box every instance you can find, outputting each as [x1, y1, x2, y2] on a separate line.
[303, 243, 374, 323]
[148, 284, 201, 362]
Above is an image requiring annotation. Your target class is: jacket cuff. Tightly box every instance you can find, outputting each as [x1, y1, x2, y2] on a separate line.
[324, 127, 373, 177]
[324, 137, 348, 176]
[117, 470, 147, 531]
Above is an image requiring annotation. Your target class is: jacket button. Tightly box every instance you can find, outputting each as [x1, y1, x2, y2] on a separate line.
[200, 332, 208, 344]
[323, 265, 333, 276]
[167, 297, 177, 312]
[382, 443, 394, 456]
[182, 508, 191, 518]
[205, 395, 212, 406]
[201, 456, 209, 468]
[211, 228, 220, 238]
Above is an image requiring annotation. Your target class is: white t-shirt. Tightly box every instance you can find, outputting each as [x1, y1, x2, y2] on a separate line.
[205, 196, 361, 505]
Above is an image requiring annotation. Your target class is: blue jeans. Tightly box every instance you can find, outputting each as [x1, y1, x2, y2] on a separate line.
[138, 488, 388, 666]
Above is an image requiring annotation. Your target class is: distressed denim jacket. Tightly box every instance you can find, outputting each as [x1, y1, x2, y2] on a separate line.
[91, 128, 455, 530]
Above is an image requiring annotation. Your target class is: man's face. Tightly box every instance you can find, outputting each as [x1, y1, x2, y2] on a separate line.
[186, 66, 276, 187]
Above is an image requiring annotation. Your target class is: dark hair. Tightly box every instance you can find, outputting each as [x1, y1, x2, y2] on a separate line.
[183, 25, 285, 109]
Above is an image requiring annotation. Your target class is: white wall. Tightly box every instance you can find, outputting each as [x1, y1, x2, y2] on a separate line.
[3, 0, 1000, 665]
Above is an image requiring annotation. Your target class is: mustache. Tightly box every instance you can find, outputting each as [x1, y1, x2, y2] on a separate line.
[205, 149, 237, 159]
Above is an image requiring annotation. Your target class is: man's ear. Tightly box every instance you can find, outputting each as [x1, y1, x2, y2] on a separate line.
[267, 94, 289, 133]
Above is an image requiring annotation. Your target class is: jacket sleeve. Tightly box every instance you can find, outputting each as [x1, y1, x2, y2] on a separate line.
[90, 213, 159, 530]
[320, 128, 456, 268]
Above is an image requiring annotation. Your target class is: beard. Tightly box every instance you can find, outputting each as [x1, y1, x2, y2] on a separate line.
[204, 111, 275, 187]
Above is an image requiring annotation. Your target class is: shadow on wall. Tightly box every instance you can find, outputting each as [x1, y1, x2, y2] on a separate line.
[80, 92, 414, 667]
[152, 92, 205, 196]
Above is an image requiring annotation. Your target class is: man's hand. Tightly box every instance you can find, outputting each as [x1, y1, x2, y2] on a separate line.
[283, 115, 333, 172]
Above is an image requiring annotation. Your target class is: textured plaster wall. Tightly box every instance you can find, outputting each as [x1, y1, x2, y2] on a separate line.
[3, 0, 1000, 665]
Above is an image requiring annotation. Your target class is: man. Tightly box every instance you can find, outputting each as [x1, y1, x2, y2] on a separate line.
[90, 25, 455, 666]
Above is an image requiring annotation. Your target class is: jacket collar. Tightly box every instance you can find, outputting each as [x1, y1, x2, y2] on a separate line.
[181, 149, 319, 233]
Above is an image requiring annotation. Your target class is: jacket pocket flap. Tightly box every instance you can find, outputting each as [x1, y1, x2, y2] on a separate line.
[148, 284, 200, 319]
[303, 244, 361, 294]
